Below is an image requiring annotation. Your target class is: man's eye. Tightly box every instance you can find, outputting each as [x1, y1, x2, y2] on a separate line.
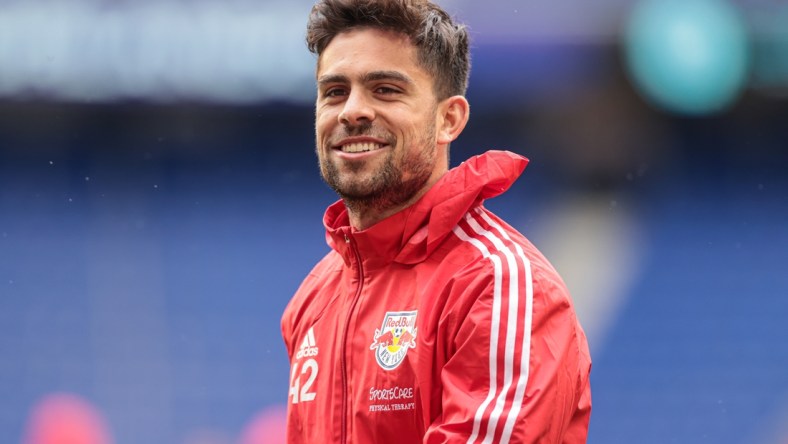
[324, 88, 347, 98]
[375, 86, 399, 95]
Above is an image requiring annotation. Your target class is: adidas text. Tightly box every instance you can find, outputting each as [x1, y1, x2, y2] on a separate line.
[297, 346, 319, 359]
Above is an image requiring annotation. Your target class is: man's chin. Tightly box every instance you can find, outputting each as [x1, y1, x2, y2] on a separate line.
[325, 171, 380, 193]
[333, 184, 380, 201]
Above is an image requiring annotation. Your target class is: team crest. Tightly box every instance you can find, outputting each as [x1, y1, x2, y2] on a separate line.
[369, 311, 418, 371]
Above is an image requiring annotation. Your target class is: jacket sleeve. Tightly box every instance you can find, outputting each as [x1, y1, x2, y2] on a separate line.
[423, 262, 592, 444]
[281, 299, 296, 360]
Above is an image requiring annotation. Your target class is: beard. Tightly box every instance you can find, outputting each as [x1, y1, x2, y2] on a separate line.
[318, 120, 437, 216]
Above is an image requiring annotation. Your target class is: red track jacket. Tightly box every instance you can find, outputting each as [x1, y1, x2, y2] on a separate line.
[281, 150, 591, 443]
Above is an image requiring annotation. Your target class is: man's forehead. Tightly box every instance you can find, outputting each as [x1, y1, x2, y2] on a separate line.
[315, 27, 419, 76]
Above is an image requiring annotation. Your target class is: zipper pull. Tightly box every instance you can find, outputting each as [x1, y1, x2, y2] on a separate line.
[344, 234, 350, 243]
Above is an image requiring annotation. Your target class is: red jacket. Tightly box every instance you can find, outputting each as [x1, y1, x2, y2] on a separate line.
[281, 150, 591, 443]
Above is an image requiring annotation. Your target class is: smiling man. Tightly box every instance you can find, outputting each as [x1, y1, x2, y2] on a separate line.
[281, 1, 591, 443]
[315, 26, 464, 230]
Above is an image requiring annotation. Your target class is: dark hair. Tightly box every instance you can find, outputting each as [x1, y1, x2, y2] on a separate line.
[306, 0, 470, 100]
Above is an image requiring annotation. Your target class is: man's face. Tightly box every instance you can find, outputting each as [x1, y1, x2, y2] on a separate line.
[315, 27, 445, 213]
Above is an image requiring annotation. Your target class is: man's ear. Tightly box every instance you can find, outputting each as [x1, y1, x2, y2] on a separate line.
[437, 96, 470, 145]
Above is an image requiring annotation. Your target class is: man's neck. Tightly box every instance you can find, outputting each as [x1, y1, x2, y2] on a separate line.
[345, 194, 419, 231]
[345, 172, 445, 231]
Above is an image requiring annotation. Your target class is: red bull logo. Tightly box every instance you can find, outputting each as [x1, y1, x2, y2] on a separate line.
[370, 311, 418, 371]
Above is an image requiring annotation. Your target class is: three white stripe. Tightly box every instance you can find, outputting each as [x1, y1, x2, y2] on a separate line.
[451, 208, 534, 444]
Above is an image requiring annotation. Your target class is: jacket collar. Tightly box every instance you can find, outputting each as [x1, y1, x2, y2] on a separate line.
[323, 150, 528, 268]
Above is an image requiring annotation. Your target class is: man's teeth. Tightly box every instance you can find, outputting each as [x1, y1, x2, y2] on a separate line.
[341, 142, 383, 153]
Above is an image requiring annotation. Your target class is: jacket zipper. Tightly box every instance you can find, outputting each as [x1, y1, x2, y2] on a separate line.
[340, 233, 364, 444]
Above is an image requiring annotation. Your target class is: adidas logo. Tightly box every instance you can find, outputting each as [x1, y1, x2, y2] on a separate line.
[296, 327, 319, 359]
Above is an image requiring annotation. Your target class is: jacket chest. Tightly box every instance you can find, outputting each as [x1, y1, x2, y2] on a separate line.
[287, 272, 433, 442]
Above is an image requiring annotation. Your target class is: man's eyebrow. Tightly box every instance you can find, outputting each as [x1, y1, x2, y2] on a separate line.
[317, 71, 414, 87]
[317, 74, 349, 87]
[362, 70, 414, 85]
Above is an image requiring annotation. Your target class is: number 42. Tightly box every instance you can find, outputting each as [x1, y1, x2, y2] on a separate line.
[289, 359, 318, 403]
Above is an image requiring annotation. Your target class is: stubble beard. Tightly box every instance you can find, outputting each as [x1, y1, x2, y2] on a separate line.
[319, 120, 437, 217]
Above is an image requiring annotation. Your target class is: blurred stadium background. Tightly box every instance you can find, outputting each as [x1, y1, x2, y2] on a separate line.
[1, 0, 787, 442]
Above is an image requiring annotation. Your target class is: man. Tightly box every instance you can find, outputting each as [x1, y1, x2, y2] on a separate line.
[280, 0, 592, 442]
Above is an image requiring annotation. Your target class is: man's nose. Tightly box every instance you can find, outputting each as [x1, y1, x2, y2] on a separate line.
[338, 90, 375, 126]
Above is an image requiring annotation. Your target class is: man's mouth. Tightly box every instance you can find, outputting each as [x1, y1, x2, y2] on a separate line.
[339, 142, 386, 153]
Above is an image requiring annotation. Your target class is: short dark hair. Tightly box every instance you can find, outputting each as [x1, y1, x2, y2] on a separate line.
[306, 0, 470, 100]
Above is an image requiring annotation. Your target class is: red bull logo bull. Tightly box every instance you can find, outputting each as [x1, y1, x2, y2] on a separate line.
[370, 311, 418, 371]
[370, 330, 395, 348]
[397, 330, 415, 348]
